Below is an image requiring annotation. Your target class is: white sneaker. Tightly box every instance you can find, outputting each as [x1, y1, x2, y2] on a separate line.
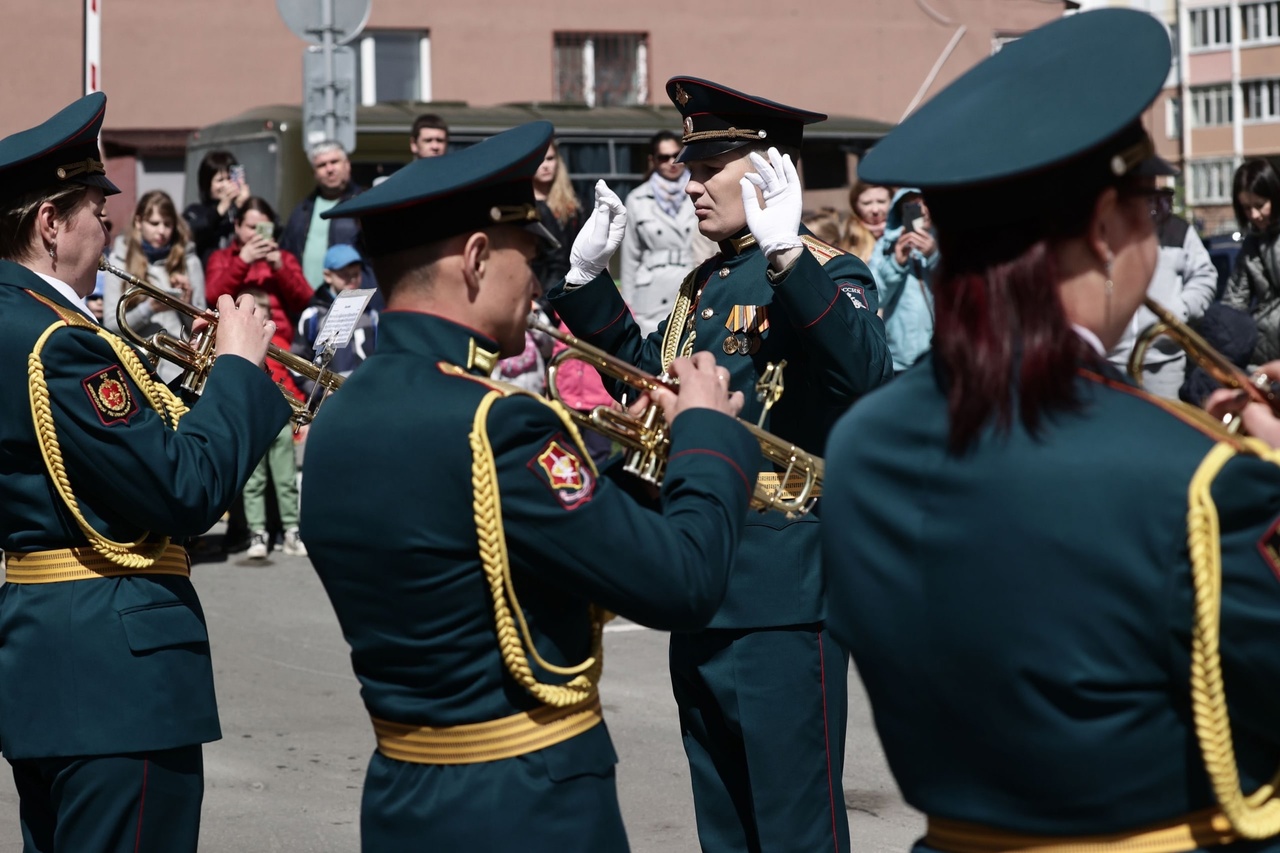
[282, 528, 307, 557]
[247, 530, 269, 560]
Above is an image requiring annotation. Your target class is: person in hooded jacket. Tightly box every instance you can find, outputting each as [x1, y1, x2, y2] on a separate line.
[1222, 158, 1280, 366]
[869, 187, 938, 374]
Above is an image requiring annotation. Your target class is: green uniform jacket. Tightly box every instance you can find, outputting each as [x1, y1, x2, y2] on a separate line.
[549, 232, 892, 627]
[0, 260, 291, 759]
[825, 357, 1280, 842]
[299, 313, 759, 777]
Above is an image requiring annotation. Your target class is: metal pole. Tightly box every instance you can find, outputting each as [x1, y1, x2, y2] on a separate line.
[322, 0, 336, 142]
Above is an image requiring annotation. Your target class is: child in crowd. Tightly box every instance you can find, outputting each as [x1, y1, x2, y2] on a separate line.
[293, 244, 378, 394]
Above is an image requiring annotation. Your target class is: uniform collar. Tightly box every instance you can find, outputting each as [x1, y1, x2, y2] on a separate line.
[379, 309, 502, 376]
[717, 228, 758, 258]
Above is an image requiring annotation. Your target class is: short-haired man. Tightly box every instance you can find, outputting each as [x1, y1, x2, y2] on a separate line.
[549, 77, 893, 853]
[280, 140, 371, 291]
[409, 113, 449, 158]
[300, 120, 763, 851]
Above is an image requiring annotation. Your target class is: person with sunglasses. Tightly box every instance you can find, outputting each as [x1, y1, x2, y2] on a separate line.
[1105, 186, 1217, 400]
[619, 130, 717, 335]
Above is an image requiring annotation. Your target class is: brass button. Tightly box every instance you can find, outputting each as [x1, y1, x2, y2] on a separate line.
[718, 268, 730, 279]
[700, 308, 714, 320]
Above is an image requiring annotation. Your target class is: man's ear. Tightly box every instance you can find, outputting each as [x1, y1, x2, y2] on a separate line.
[460, 231, 490, 295]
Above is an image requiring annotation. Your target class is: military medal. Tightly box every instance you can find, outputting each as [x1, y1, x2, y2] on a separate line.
[722, 335, 740, 354]
[724, 305, 769, 357]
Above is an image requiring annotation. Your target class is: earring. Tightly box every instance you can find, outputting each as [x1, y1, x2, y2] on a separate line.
[1104, 255, 1115, 327]
[48, 244, 56, 261]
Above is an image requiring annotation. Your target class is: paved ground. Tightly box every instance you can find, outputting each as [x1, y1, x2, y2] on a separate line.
[0, 537, 923, 851]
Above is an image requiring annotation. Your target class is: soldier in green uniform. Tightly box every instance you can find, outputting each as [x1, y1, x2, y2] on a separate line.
[825, 9, 1280, 853]
[0, 94, 290, 852]
[299, 120, 762, 851]
[548, 78, 891, 852]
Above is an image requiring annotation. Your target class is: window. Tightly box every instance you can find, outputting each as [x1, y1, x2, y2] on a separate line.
[1190, 84, 1233, 126]
[1190, 6, 1232, 48]
[1188, 158, 1236, 204]
[558, 138, 646, 213]
[1243, 78, 1280, 120]
[357, 30, 431, 106]
[1166, 96, 1182, 138]
[1241, 2, 1280, 42]
[553, 33, 648, 107]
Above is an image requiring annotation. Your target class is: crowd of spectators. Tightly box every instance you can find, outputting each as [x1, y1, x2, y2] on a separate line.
[100, 117, 1280, 556]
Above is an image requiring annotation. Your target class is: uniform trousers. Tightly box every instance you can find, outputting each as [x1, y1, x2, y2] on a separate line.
[670, 626, 849, 853]
[11, 745, 203, 853]
[244, 424, 300, 532]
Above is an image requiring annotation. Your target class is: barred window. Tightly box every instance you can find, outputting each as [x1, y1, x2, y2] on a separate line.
[1243, 78, 1280, 121]
[1188, 159, 1236, 204]
[553, 33, 648, 107]
[1190, 6, 1232, 48]
[1190, 84, 1233, 127]
[1241, 2, 1280, 42]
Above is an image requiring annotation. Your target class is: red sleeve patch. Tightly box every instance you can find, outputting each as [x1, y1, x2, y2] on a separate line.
[526, 434, 596, 510]
[82, 365, 139, 426]
[1257, 516, 1280, 583]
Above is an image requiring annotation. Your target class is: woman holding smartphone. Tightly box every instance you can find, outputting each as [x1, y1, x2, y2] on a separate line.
[204, 196, 312, 348]
[869, 188, 938, 375]
[183, 150, 252, 267]
[104, 189, 206, 382]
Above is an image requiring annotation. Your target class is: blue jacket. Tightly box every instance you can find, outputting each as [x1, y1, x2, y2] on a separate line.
[870, 187, 938, 372]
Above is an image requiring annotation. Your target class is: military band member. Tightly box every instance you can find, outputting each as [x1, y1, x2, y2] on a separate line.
[548, 78, 892, 853]
[825, 9, 1280, 853]
[0, 94, 289, 851]
[299, 120, 762, 851]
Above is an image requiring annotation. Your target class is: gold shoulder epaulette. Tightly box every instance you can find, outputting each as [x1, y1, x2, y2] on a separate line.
[801, 234, 846, 266]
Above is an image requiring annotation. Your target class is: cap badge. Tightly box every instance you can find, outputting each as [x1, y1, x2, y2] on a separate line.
[675, 84, 690, 106]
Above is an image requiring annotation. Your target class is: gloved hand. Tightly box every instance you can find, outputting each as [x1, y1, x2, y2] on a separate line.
[566, 180, 627, 285]
[740, 148, 803, 259]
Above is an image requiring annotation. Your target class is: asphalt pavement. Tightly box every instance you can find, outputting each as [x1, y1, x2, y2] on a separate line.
[0, 538, 923, 852]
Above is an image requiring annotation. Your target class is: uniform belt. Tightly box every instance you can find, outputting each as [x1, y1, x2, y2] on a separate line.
[4, 545, 191, 584]
[925, 808, 1239, 853]
[371, 694, 603, 765]
[757, 471, 822, 501]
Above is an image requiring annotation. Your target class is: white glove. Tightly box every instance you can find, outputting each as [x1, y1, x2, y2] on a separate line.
[740, 148, 803, 259]
[565, 180, 627, 285]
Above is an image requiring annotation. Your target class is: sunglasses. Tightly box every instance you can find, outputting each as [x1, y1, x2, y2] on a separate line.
[653, 153, 682, 164]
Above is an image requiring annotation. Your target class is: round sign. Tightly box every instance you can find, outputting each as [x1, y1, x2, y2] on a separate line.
[276, 0, 371, 46]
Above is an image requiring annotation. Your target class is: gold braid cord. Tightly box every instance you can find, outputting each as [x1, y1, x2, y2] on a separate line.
[469, 388, 606, 708]
[1187, 439, 1280, 838]
[660, 268, 701, 372]
[27, 304, 189, 569]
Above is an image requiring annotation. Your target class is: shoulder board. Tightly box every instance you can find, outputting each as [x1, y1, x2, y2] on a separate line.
[25, 290, 98, 330]
[435, 363, 568, 416]
[1079, 368, 1251, 449]
[801, 234, 847, 266]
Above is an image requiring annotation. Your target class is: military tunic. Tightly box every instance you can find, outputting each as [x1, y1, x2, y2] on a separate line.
[299, 311, 760, 852]
[0, 261, 291, 848]
[825, 357, 1280, 850]
[549, 230, 891, 852]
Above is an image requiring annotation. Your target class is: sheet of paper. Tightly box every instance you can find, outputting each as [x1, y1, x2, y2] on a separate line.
[313, 289, 375, 351]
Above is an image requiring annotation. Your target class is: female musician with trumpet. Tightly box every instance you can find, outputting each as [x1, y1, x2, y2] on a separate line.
[0, 94, 290, 851]
[824, 9, 1280, 851]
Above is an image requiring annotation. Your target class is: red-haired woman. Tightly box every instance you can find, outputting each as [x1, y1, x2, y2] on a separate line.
[824, 8, 1280, 845]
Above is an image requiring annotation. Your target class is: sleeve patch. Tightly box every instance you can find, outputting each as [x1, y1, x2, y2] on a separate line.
[840, 283, 869, 311]
[81, 366, 139, 426]
[1256, 516, 1280, 583]
[526, 434, 596, 510]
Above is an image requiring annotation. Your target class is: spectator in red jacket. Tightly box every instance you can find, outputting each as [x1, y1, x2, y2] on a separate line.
[205, 197, 312, 345]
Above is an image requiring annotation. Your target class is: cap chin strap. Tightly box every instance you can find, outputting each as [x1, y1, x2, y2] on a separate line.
[56, 157, 106, 181]
[1110, 137, 1154, 177]
[682, 127, 768, 144]
[488, 204, 539, 225]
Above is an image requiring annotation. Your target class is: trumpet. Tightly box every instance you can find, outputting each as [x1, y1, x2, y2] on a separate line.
[100, 257, 344, 428]
[1129, 296, 1279, 432]
[532, 318, 823, 517]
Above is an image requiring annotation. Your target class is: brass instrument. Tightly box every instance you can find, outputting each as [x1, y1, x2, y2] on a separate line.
[1128, 296, 1278, 432]
[99, 257, 344, 427]
[532, 318, 823, 517]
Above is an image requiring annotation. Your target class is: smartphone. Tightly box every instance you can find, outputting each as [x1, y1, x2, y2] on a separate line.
[254, 221, 274, 241]
[230, 164, 246, 185]
[900, 200, 925, 234]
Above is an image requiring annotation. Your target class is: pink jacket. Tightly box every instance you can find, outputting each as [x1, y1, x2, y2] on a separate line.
[552, 321, 616, 411]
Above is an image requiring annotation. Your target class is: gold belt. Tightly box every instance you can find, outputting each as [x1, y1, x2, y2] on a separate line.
[4, 545, 190, 584]
[371, 694, 604, 765]
[925, 808, 1239, 853]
